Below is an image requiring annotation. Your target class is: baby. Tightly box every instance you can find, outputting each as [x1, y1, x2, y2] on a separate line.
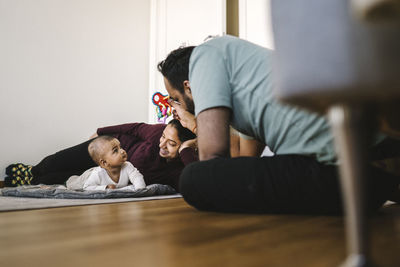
[83, 135, 146, 190]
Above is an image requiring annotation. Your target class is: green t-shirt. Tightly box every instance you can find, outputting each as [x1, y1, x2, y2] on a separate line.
[189, 35, 337, 164]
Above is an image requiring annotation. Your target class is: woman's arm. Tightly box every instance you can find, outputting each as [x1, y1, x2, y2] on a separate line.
[178, 138, 198, 165]
[179, 148, 198, 165]
[97, 123, 164, 141]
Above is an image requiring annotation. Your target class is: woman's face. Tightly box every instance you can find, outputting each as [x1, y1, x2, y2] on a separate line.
[159, 125, 181, 160]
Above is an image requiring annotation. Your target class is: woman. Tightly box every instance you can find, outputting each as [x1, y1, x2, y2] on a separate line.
[5, 119, 197, 192]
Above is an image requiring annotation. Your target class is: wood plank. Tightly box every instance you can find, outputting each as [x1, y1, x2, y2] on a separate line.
[0, 199, 399, 267]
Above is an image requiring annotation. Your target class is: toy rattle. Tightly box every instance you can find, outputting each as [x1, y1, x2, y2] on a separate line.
[152, 92, 172, 123]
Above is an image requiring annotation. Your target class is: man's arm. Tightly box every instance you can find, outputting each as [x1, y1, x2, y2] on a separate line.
[197, 107, 231, 161]
[169, 100, 197, 134]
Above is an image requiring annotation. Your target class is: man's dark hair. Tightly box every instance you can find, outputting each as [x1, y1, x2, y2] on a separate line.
[157, 46, 196, 94]
[168, 119, 196, 142]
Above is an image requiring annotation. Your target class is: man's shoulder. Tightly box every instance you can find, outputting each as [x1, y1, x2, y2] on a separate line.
[194, 35, 271, 61]
[201, 35, 267, 48]
[203, 35, 238, 44]
[196, 35, 237, 51]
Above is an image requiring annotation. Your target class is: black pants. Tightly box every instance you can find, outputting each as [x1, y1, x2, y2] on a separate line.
[31, 139, 96, 185]
[180, 139, 400, 215]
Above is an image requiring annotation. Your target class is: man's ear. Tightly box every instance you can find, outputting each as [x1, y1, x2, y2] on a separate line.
[183, 80, 191, 95]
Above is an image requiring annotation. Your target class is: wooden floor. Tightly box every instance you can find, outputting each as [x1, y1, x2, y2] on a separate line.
[0, 198, 399, 267]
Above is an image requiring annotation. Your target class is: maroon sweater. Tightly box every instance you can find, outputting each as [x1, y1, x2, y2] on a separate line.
[97, 123, 197, 192]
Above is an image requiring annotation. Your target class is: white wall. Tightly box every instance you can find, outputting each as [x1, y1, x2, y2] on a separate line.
[0, 0, 150, 179]
[238, 0, 275, 157]
[239, 0, 274, 49]
[148, 0, 226, 123]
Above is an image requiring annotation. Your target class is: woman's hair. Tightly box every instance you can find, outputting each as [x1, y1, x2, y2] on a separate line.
[157, 46, 196, 94]
[168, 119, 196, 142]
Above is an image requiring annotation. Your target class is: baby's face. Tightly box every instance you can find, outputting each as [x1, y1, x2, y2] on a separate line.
[102, 139, 127, 168]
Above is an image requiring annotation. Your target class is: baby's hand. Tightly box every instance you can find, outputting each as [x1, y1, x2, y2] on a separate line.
[106, 184, 116, 189]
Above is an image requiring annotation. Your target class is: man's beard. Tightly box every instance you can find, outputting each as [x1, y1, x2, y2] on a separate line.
[183, 95, 195, 115]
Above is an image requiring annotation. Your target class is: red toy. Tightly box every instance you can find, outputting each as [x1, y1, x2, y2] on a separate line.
[152, 92, 172, 123]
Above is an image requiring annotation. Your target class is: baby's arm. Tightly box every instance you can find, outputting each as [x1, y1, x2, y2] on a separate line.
[126, 162, 146, 189]
[83, 170, 109, 190]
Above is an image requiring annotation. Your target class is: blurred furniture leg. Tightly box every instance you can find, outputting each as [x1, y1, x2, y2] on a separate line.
[329, 104, 374, 267]
[270, 0, 400, 266]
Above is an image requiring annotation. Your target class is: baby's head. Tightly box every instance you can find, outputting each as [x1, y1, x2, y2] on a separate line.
[88, 136, 127, 169]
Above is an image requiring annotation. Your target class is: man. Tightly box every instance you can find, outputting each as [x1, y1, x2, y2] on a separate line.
[158, 35, 400, 214]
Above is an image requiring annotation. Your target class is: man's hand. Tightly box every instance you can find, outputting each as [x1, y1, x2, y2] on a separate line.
[168, 99, 197, 133]
[106, 184, 116, 189]
[179, 138, 197, 153]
